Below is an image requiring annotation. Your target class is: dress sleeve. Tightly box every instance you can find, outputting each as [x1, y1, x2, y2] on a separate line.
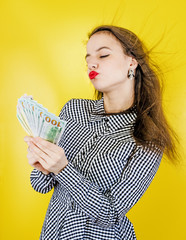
[30, 169, 56, 194]
[53, 145, 163, 228]
[30, 100, 71, 194]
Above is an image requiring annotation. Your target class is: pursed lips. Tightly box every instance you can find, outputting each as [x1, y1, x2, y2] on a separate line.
[89, 71, 99, 80]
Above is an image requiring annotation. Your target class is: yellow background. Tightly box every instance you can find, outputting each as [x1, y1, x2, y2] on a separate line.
[0, 0, 186, 239]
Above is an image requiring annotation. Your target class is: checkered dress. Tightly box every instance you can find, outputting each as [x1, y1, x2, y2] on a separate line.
[30, 97, 163, 240]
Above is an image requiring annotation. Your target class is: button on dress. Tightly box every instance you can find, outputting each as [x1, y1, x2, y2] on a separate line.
[30, 97, 163, 240]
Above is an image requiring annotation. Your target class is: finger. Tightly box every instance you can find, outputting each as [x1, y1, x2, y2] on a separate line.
[33, 162, 49, 174]
[37, 157, 49, 171]
[28, 143, 54, 173]
[29, 157, 49, 174]
[27, 146, 33, 152]
[31, 137, 61, 156]
[29, 142, 49, 163]
[27, 148, 47, 169]
[27, 147, 50, 174]
[27, 151, 38, 166]
[24, 136, 34, 143]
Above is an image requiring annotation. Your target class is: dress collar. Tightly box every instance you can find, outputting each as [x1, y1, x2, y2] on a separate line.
[89, 97, 137, 130]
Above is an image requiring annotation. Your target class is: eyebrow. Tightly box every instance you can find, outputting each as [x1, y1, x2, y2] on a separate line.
[85, 46, 112, 59]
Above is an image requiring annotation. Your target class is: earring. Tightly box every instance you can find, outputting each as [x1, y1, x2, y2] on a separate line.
[128, 69, 135, 80]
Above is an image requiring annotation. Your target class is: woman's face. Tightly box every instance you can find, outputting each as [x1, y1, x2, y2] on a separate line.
[86, 32, 136, 94]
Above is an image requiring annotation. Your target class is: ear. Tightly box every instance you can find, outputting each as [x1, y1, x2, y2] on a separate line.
[130, 57, 138, 70]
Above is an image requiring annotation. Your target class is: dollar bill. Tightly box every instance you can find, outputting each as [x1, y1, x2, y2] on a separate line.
[17, 94, 67, 144]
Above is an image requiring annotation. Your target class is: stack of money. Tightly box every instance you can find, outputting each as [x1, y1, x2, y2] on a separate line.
[17, 94, 67, 144]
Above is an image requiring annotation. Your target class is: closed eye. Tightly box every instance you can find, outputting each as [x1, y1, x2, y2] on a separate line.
[100, 55, 110, 58]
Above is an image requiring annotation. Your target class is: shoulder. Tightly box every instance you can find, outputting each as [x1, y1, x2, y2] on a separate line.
[63, 98, 97, 113]
[134, 143, 164, 170]
[59, 98, 98, 121]
[133, 143, 164, 164]
[66, 98, 96, 108]
[123, 143, 164, 181]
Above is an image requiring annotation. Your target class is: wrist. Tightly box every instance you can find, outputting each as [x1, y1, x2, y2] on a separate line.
[54, 160, 69, 175]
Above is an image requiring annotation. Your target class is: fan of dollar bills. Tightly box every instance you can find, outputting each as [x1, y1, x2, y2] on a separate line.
[17, 94, 67, 144]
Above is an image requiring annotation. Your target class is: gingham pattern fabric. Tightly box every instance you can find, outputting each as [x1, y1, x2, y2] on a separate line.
[30, 97, 163, 240]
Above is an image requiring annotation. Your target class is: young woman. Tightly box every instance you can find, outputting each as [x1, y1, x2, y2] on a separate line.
[24, 25, 177, 240]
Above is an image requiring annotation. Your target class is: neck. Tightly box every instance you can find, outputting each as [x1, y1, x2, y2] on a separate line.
[103, 88, 134, 114]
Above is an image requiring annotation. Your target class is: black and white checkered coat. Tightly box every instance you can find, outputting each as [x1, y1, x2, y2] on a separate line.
[30, 97, 163, 240]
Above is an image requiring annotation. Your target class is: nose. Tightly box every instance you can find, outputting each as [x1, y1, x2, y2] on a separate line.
[87, 62, 98, 70]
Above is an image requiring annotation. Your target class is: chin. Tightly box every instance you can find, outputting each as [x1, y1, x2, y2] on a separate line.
[91, 82, 107, 92]
[93, 86, 106, 93]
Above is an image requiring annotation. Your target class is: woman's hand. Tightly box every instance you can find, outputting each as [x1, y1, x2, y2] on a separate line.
[26, 145, 50, 175]
[24, 136, 69, 175]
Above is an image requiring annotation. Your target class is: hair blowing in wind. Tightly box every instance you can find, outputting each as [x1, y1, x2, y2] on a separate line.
[88, 25, 180, 164]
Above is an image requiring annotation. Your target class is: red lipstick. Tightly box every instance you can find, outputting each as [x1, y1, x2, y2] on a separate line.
[89, 71, 99, 80]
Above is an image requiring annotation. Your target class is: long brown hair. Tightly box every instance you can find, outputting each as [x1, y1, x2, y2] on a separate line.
[87, 25, 179, 164]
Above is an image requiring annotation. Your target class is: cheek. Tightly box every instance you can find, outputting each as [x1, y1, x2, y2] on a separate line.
[106, 62, 128, 78]
[118, 58, 129, 72]
[111, 56, 128, 71]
